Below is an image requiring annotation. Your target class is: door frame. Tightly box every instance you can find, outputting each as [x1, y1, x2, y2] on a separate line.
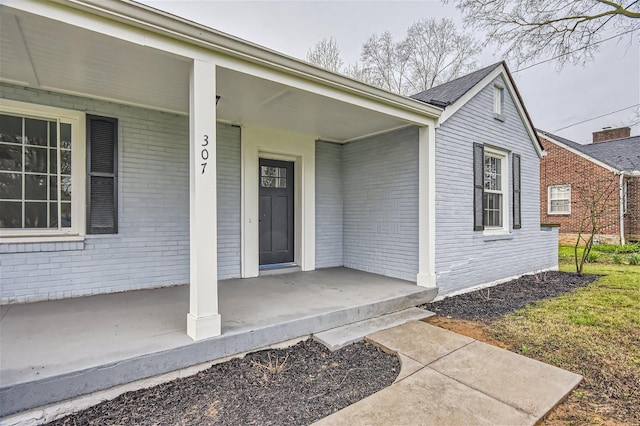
[258, 157, 295, 266]
[241, 126, 315, 278]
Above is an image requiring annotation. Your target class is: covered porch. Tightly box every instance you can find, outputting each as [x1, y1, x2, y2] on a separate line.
[1, 0, 442, 344]
[0, 267, 436, 416]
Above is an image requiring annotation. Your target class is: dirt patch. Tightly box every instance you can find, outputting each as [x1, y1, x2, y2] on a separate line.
[423, 271, 599, 321]
[47, 340, 399, 426]
[423, 317, 512, 349]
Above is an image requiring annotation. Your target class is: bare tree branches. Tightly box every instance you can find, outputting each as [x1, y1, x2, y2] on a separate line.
[451, 0, 640, 68]
[573, 173, 619, 275]
[306, 37, 343, 73]
[306, 19, 480, 95]
[405, 19, 481, 93]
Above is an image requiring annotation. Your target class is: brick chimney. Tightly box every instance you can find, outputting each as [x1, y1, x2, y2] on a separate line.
[592, 126, 631, 143]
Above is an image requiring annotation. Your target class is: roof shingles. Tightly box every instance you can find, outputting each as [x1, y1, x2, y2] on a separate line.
[539, 129, 640, 172]
[410, 62, 503, 107]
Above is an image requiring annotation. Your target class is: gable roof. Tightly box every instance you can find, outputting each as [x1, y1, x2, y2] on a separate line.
[410, 63, 503, 107]
[410, 61, 543, 158]
[538, 130, 640, 173]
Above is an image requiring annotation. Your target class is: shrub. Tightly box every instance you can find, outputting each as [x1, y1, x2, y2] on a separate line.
[612, 254, 624, 265]
[593, 244, 620, 254]
[593, 243, 640, 254]
[627, 253, 640, 266]
[585, 252, 599, 263]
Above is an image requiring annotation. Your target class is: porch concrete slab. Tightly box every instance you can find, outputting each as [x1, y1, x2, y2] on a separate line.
[0, 268, 436, 417]
[429, 340, 583, 418]
[366, 321, 474, 365]
[313, 308, 435, 351]
[314, 366, 538, 426]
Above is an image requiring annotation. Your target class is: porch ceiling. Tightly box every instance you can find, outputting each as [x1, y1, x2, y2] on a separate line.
[0, 6, 413, 142]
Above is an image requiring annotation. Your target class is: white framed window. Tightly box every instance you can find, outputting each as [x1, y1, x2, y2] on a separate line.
[493, 85, 504, 120]
[548, 184, 571, 214]
[483, 146, 508, 230]
[0, 100, 85, 240]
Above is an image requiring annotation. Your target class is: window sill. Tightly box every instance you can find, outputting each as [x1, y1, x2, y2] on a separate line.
[547, 212, 571, 216]
[0, 235, 85, 253]
[493, 113, 505, 122]
[482, 231, 513, 241]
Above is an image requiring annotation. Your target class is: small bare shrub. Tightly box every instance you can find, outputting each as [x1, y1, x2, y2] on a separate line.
[251, 353, 289, 375]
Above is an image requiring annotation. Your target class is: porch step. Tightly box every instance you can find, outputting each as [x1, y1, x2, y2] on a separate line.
[313, 308, 435, 351]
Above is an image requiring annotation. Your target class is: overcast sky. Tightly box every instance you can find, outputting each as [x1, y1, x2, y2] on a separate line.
[142, 0, 640, 144]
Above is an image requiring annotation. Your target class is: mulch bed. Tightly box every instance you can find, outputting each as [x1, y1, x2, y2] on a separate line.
[423, 271, 599, 321]
[48, 340, 399, 426]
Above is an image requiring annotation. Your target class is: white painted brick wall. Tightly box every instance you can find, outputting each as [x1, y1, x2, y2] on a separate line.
[342, 127, 419, 282]
[216, 125, 241, 279]
[315, 141, 344, 268]
[0, 84, 241, 303]
[434, 76, 558, 295]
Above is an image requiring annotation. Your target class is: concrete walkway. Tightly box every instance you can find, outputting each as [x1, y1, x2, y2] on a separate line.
[315, 321, 582, 426]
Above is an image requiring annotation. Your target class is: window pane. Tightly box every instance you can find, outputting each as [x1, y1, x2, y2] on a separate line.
[25, 174, 47, 200]
[25, 118, 48, 146]
[50, 176, 58, 200]
[260, 166, 287, 188]
[0, 173, 22, 199]
[49, 202, 58, 228]
[61, 175, 71, 201]
[49, 148, 57, 173]
[49, 121, 57, 147]
[24, 202, 47, 228]
[483, 193, 502, 227]
[0, 201, 21, 228]
[61, 150, 71, 175]
[0, 143, 22, 171]
[60, 123, 71, 149]
[0, 114, 22, 144]
[483, 156, 502, 191]
[61, 202, 71, 227]
[24, 146, 47, 173]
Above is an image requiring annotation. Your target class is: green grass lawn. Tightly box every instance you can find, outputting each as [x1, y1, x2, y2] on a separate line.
[488, 262, 640, 424]
[559, 243, 640, 266]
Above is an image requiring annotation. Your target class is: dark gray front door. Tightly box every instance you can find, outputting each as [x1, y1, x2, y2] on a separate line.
[259, 158, 294, 265]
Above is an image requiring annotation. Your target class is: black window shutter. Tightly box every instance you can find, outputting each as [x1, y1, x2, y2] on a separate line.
[473, 143, 484, 231]
[86, 115, 118, 234]
[513, 153, 521, 229]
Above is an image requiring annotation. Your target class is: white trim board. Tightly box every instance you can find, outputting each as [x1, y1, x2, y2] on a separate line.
[241, 125, 316, 278]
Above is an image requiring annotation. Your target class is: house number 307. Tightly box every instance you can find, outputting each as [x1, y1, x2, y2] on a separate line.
[201, 135, 209, 174]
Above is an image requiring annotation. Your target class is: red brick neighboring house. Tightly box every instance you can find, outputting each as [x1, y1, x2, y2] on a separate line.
[539, 127, 640, 245]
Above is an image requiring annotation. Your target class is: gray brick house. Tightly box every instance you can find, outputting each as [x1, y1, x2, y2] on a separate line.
[0, 0, 557, 342]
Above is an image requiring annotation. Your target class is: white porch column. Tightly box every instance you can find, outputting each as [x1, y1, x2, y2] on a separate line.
[417, 126, 437, 288]
[187, 59, 220, 341]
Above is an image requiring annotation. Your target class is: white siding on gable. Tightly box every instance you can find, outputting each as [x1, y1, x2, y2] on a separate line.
[315, 141, 343, 268]
[0, 83, 241, 303]
[434, 76, 557, 295]
[342, 127, 419, 282]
